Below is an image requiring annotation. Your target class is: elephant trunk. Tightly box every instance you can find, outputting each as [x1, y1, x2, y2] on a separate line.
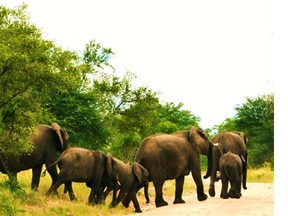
[203, 143, 213, 179]
[242, 154, 248, 190]
[144, 183, 150, 203]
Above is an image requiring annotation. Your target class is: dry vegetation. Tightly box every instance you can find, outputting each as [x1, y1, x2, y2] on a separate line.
[0, 166, 273, 216]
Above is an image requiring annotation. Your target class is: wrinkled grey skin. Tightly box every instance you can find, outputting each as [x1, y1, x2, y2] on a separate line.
[219, 151, 243, 199]
[43, 147, 107, 205]
[106, 154, 149, 213]
[130, 128, 213, 208]
[204, 131, 248, 197]
[0, 123, 69, 190]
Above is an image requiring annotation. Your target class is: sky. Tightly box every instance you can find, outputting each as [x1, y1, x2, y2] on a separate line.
[1, 0, 274, 129]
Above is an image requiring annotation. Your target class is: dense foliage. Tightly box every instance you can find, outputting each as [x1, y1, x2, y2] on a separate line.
[0, 4, 273, 168]
[215, 94, 274, 167]
[0, 5, 199, 163]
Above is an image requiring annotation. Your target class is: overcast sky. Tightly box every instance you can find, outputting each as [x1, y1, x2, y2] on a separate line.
[2, 0, 274, 129]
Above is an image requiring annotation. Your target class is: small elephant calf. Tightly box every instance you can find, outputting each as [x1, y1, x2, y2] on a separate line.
[106, 154, 149, 213]
[219, 151, 243, 199]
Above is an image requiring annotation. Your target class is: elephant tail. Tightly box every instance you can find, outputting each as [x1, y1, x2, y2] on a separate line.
[203, 142, 214, 179]
[41, 158, 60, 177]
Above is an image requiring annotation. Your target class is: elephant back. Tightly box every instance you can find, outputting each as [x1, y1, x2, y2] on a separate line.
[211, 131, 247, 155]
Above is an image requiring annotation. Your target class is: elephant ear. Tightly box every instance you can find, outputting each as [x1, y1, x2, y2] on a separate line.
[132, 162, 144, 184]
[106, 154, 119, 181]
[51, 122, 69, 151]
[240, 132, 249, 146]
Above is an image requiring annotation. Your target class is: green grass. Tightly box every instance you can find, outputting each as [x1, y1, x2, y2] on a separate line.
[0, 166, 274, 216]
[247, 164, 274, 183]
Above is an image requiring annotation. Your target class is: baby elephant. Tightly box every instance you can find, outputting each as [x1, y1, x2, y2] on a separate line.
[106, 154, 149, 213]
[42, 147, 107, 204]
[219, 151, 243, 199]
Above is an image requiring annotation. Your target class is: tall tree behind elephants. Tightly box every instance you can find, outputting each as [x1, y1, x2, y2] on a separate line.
[214, 94, 274, 167]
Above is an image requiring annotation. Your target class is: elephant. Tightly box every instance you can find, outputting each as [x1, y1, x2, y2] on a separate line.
[219, 151, 243, 199]
[43, 147, 107, 204]
[124, 127, 213, 208]
[106, 154, 149, 213]
[203, 131, 248, 197]
[0, 122, 69, 190]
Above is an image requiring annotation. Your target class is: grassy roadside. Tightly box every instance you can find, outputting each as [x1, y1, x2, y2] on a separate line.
[0, 166, 273, 216]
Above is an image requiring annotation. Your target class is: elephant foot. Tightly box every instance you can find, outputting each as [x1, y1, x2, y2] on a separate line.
[46, 189, 58, 196]
[155, 200, 168, 208]
[197, 193, 208, 201]
[88, 201, 95, 206]
[31, 186, 38, 191]
[69, 195, 77, 201]
[122, 199, 130, 208]
[109, 201, 117, 208]
[230, 193, 241, 199]
[209, 188, 215, 197]
[220, 193, 229, 199]
[173, 198, 185, 204]
[134, 209, 142, 213]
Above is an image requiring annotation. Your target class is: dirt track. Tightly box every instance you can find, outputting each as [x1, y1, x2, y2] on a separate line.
[129, 181, 274, 216]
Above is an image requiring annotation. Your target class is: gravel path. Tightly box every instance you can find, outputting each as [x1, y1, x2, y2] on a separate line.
[129, 182, 274, 216]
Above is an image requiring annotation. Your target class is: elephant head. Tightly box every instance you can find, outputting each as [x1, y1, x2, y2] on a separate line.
[132, 162, 149, 186]
[132, 162, 150, 203]
[187, 128, 214, 179]
[106, 154, 149, 213]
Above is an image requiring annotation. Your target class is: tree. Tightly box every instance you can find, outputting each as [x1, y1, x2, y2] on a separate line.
[156, 102, 200, 133]
[234, 94, 274, 167]
[0, 5, 100, 162]
[0, 5, 56, 159]
[215, 94, 274, 167]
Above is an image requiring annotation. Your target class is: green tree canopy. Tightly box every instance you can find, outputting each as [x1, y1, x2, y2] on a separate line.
[215, 94, 274, 167]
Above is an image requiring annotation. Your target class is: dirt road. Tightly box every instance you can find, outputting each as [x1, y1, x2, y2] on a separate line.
[129, 182, 274, 216]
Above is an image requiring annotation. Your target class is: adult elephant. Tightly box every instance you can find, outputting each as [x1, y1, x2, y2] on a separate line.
[0, 123, 69, 190]
[203, 131, 248, 197]
[134, 127, 213, 207]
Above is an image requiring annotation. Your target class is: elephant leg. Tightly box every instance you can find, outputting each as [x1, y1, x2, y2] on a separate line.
[209, 168, 218, 197]
[46, 180, 63, 196]
[173, 176, 185, 204]
[45, 164, 58, 187]
[220, 176, 229, 199]
[64, 182, 77, 201]
[88, 188, 97, 205]
[89, 175, 104, 205]
[230, 179, 241, 199]
[209, 151, 220, 197]
[122, 193, 132, 208]
[110, 187, 126, 208]
[31, 165, 42, 190]
[191, 162, 207, 201]
[46, 171, 67, 196]
[153, 181, 168, 207]
[129, 190, 142, 213]
[8, 172, 18, 186]
[101, 185, 112, 201]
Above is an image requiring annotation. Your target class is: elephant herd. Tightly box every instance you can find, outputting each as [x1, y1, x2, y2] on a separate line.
[0, 123, 248, 213]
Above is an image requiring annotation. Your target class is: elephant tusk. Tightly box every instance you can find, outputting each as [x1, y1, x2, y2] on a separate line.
[213, 142, 219, 146]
